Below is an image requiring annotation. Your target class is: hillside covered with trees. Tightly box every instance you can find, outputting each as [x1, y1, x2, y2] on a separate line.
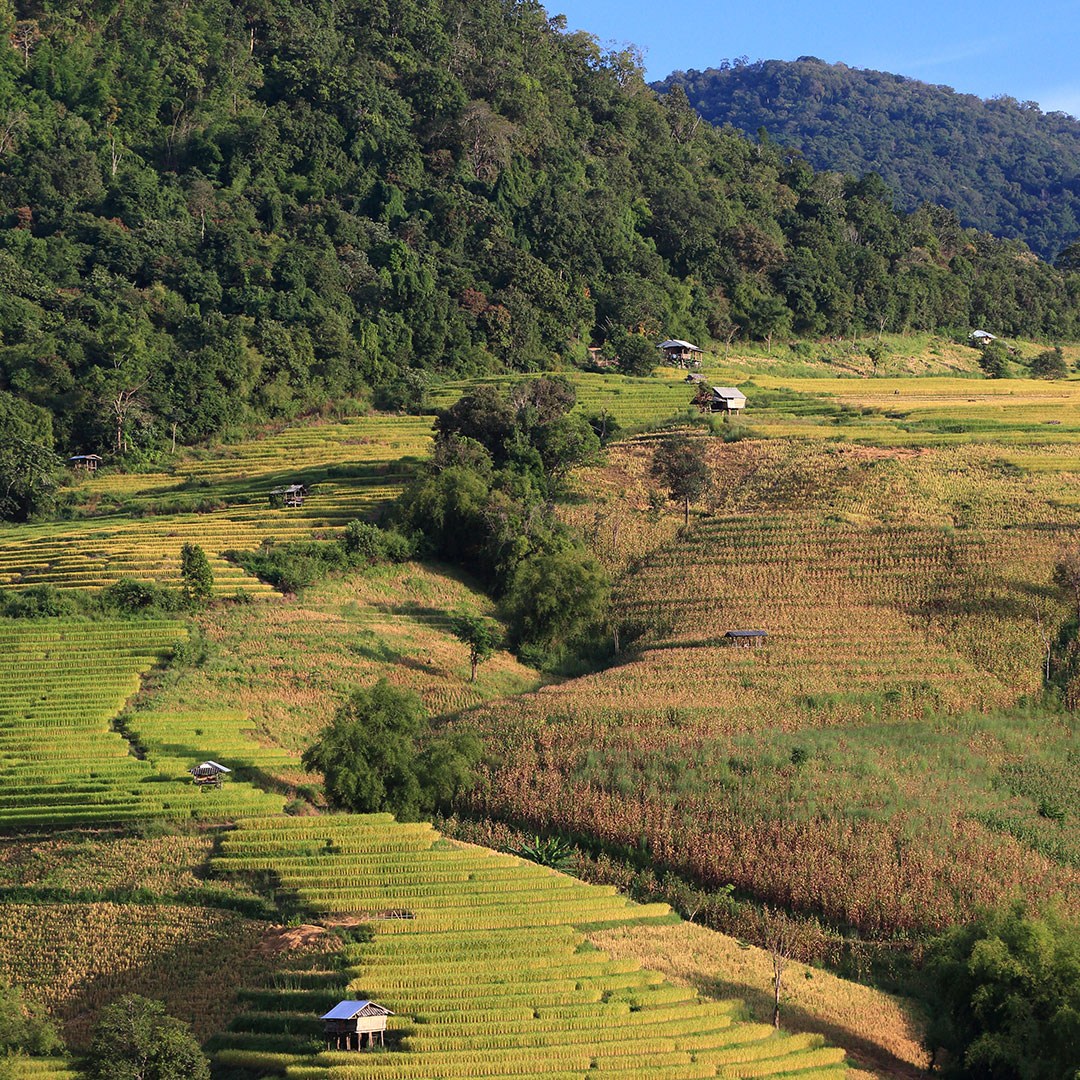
[657, 57, 1080, 262]
[4, 1, 1080, 463]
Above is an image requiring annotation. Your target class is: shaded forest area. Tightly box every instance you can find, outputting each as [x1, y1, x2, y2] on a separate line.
[657, 57, 1080, 262]
[3, 1, 1080, 457]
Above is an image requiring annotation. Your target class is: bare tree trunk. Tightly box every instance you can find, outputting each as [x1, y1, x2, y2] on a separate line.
[684, 497, 689, 528]
[772, 951, 785, 1028]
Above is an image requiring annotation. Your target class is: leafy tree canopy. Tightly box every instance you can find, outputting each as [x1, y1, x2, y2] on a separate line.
[650, 433, 712, 524]
[658, 57, 1080, 260]
[179, 542, 213, 608]
[0, 977, 61, 1058]
[86, 995, 207, 1080]
[301, 678, 482, 820]
[920, 903, 1080, 1080]
[1, 6, 1080, 456]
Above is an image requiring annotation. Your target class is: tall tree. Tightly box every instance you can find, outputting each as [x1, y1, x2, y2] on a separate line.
[650, 434, 712, 527]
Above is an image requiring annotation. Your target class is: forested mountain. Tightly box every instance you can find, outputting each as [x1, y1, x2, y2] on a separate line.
[3, 3, 1080, 456]
[657, 57, 1080, 261]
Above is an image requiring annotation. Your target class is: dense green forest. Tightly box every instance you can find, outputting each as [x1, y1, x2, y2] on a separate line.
[4, 2, 1080, 459]
[657, 57, 1080, 262]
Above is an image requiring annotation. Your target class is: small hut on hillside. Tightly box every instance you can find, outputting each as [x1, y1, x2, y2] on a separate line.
[68, 454, 103, 474]
[658, 339, 703, 367]
[189, 761, 231, 788]
[725, 630, 768, 648]
[693, 386, 747, 414]
[268, 483, 307, 508]
[321, 1001, 394, 1051]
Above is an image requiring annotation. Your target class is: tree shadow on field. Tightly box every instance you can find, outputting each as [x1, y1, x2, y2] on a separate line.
[686, 969, 928, 1080]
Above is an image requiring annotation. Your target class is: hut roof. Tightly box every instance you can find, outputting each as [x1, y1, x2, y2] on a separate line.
[657, 338, 702, 352]
[321, 1001, 393, 1021]
[189, 760, 232, 775]
[269, 484, 307, 495]
[725, 630, 768, 638]
[68, 454, 103, 462]
[969, 330, 996, 341]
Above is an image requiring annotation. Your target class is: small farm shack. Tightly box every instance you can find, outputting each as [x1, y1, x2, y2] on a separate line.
[189, 761, 231, 788]
[693, 386, 747, 414]
[68, 454, 103, 474]
[969, 330, 996, 345]
[268, 483, 307, 508]
[725, 630, 768, 648]
[658, 339, 703, 366]
[321, 1001, 394, 1051]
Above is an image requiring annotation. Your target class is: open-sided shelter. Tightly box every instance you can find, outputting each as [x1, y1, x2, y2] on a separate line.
[321, 1001, 393, 1051]
[68, 454, 103, 473]
[693, 386, 747, 414]
[268, 483, 307, 508]
[658, 339, 703, 366]
[189, 760, 231, 788]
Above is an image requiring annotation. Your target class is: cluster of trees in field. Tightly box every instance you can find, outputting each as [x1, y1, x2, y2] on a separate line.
[657, 57, 1080, 261]
[4, 1, 1080, 468]
[398, 377, 611, 665]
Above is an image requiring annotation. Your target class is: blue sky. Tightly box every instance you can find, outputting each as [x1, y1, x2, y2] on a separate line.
[551, 0, 1080, 117]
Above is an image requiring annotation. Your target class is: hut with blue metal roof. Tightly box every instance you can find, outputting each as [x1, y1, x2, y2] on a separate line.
[320, 1000, 393, 1051]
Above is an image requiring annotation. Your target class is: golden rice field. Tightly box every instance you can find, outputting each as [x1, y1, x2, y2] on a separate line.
[207, 814, 849, 1080]
[589, 922, 927, 1079]
[0, 416, 432, 594]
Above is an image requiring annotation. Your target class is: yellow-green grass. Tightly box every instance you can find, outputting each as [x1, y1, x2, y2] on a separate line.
[139, 564, 544, 758]
[4, 1057, 79, 1079]
[66, 416, 433, 503]
[0, 619, 285, 827]
[209, 814, 847, 1079]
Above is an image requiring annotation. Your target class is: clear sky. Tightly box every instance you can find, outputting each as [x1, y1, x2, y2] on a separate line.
[550, 0, 1080, 117]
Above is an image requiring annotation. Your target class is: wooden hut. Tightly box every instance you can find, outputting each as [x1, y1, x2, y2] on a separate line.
[657, 339, 703, 367]
[268, 483, 307, 508]
[189, 760, 231, 788]
[68, 454, 103, 474]
[321, 1001, 393, 1051]
[724, 630, 767, 648]
[693, 386, 747, 414]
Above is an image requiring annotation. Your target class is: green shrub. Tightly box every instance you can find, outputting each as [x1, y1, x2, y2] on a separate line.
[0, 585, 75, 618]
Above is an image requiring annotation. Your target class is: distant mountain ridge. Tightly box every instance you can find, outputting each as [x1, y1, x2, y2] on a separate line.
[656, 58, 1080, 260]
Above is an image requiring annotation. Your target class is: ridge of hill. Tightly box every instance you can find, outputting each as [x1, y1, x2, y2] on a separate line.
[656, 57, 1080, 261]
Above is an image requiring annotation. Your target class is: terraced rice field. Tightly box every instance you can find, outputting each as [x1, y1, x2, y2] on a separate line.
[0, 416, 432, 594]
[209, 815, 847, 1079]
[0, 620, 284, 828]
[5, 1058, 79, 1079]
[428, 373, 697, 429]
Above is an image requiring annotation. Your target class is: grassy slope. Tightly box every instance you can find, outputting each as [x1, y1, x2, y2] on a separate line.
[7, 334, 1080, 1076]
[464, 433, 1080, 953]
